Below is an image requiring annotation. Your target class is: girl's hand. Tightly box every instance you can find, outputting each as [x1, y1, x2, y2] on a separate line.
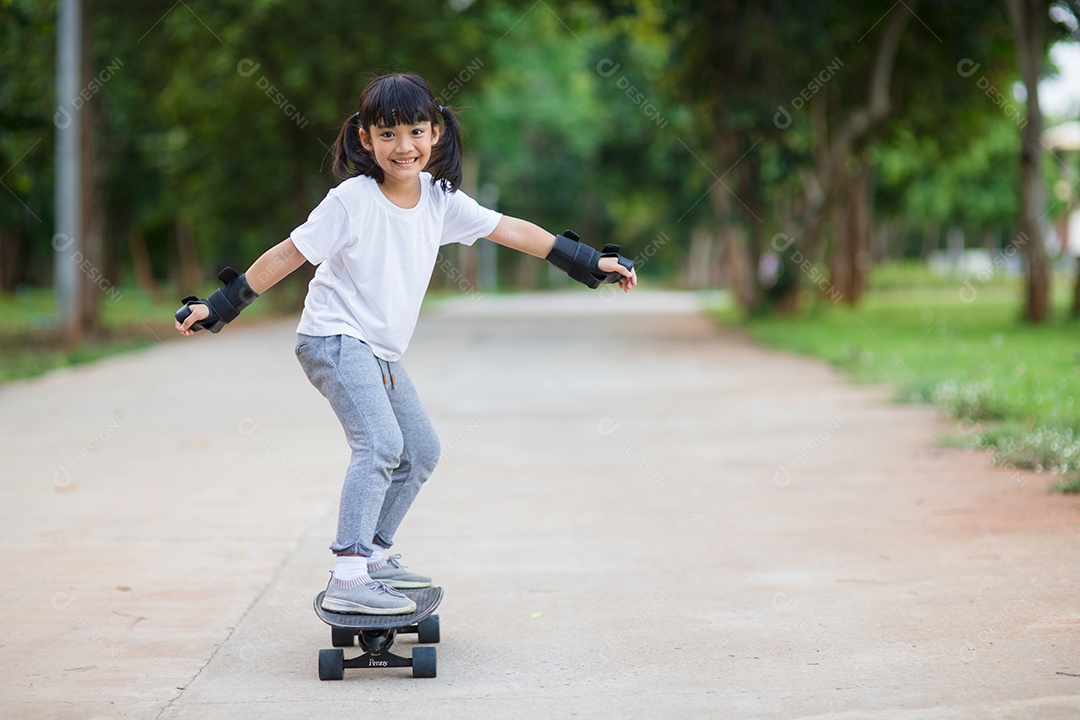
[598, 256, 638, 292]
[175, 303, 210, 336]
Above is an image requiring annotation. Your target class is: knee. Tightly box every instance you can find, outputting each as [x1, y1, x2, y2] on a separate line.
[412, 432, 441, 480]
[356, 424, 404, 469]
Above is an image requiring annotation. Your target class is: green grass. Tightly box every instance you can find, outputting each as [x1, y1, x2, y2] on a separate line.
[715, 263, 1080, 493]
[0, 284, 276, 384]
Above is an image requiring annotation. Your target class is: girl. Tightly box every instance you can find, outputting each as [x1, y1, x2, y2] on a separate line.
[175, 73, 636, 615]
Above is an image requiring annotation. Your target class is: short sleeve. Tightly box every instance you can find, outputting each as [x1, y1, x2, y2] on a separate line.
[440, 189, 502, 247]
[290, 193, 351, 265]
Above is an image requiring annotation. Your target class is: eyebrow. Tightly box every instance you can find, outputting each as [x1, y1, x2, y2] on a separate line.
[376, 125, 427, 134]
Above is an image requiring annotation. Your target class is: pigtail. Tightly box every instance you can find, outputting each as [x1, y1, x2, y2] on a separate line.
[332, 112, 382, 182]
[426, 105, 463, 193]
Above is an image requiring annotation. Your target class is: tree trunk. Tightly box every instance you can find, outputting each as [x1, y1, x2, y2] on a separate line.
[683, 225, 715, 289]
[1072, 258, 1080, 318]
[1070, 196, 1080, 316]
[1006, 0, 1051, 323]
[515, 252, 542, 289]
[825, 153, 873, 304]
[0, 228, 21, 292]
[176, 221, 200, 293]
[737, 152, 762, 274]
[457, 153, 479, 291]
[127, 227, 160, 299]
[79, 185, 105, 333]
[709, 179, 757, 311]
[847, 154, 872, 303]
[828, 159, 852, 301]
[79, 5, 103, 336]
[798, 5, 910, 303]
[709, 131, 760, 312]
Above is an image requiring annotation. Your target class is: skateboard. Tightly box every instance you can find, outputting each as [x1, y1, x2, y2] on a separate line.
[313, 586, 443, 680]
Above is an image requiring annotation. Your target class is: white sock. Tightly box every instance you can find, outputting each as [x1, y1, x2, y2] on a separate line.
[332, 555, 371, 585]
[368, 545, 388, 571]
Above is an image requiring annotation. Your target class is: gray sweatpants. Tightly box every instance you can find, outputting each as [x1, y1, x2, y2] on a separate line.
[295, 334, 440, 557]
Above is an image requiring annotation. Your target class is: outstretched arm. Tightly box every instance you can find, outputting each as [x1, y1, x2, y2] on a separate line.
[486, 216, 637, 291]
[175, 237, 307, 335]
[485, 216, 557, 258]
[245, 237, 307, 294]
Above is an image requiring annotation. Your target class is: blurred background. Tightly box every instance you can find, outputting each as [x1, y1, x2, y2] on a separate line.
[3, 1, 1080, 487]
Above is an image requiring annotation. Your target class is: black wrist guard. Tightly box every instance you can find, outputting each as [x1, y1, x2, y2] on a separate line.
[174, 267, 259, 333]
[546, 230, 634, 289]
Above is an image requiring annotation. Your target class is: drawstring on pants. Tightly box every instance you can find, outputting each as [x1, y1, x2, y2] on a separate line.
[379, 359, 396, 388]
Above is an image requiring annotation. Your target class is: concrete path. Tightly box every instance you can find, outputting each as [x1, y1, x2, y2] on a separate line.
[2, 291, 1078, 719]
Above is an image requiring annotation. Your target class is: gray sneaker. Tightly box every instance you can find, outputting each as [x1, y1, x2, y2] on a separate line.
[321, 577, 417, 615]
[368, 554, 432, 589]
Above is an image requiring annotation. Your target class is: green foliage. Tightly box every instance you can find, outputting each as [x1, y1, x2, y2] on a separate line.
[875, 113, 1021, 239]
[3, 0, 693, 302]
[465, 4, 604, 236]
[1, 1, 1076, 322]
[0, 0, 57, 285]
[125, 0, 496, 264]
[454, 2, 697, 284]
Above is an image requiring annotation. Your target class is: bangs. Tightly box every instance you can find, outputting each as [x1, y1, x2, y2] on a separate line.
[359, 74, 437, 129]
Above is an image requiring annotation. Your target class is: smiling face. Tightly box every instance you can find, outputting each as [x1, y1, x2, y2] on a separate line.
[359, 121, 440, 187]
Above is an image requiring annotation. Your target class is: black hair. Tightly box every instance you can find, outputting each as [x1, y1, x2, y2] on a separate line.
[332, 73, 464, 192]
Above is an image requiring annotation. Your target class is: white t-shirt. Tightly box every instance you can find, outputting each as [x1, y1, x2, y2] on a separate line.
[290, 172, 502, 361]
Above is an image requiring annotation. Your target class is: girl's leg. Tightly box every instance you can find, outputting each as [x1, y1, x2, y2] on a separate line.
[296, 334, 403, 558]
[371, 359, 441, 549]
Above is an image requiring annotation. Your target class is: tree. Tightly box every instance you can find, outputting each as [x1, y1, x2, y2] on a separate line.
[614, 0, 1035, 314]
[640, 0, 924, 311]
[1006, 0, 1052, 323]
[0, 1, 56, 292]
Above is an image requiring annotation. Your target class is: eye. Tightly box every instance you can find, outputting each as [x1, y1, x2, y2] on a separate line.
[379, 130, 394, 139]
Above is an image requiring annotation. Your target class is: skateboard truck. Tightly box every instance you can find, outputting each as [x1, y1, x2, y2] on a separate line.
[319, 627, 436, 680]
[314, 587, 442, 680]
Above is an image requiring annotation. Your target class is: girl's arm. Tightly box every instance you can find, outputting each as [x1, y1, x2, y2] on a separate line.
[486, 216, 637, 291]
[246, 237, 307, 294]
[175, 237, 307, 335]
[485, 216, 557, 258]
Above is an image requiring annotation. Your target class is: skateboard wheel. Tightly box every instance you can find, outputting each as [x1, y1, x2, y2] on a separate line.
[417, 614, 440, 644]
[412, 646, 436, 678]
[318, 649, 344, 681]
[331, 627, 355, 647]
